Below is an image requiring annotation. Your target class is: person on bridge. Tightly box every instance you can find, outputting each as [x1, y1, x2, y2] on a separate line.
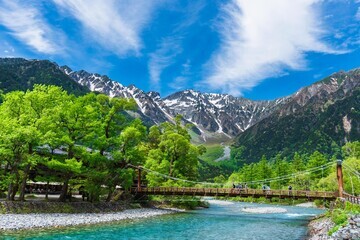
[288, 185, 292, 195]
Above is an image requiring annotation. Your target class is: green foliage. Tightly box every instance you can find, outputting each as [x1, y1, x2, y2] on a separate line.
[331, 209, 348, 225]
[0, 86, 204, 203]
[225, 142, 360, 192]
[144, 115, 204, 187]
[0, 58, 89, 95]
[199, 145, 224, 162]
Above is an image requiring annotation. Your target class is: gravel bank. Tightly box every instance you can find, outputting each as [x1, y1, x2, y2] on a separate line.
[0, 208, 176, 231]
[241, 207, 287, 214]
[296, 202, 316, 208]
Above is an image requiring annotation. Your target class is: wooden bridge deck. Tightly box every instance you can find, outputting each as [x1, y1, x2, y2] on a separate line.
[131, 187, 337, 200]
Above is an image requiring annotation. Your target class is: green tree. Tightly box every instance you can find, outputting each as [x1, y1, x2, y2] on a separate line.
[307, 151, 328, 180]
[0, 90, 43, 200]
[43, 92, 98, 201]
[292, 152, 305, 172]
[255, 155, 272, 187]
[271, 154, 290, 189]
[145, 117, 204, 186]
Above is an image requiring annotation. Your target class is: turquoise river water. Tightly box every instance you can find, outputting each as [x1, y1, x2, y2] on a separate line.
[2, 200, 324, 240]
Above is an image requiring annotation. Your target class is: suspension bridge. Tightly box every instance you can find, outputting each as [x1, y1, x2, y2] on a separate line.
[129, 160, 360, 204]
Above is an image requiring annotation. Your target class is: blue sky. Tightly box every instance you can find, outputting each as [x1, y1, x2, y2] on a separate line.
[0, 0, 359, 100]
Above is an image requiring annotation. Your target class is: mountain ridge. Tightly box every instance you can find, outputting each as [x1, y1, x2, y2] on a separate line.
[233, 68, 360, 162]
[59, 64, 293, 140]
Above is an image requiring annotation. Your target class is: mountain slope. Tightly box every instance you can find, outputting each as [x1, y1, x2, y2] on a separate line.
[233, 69, 360, 162]
[61, 66, 174, 126]
[0, 58, 89, 95]
[163, 90, 289, 137]
[60, 65, 290, 140]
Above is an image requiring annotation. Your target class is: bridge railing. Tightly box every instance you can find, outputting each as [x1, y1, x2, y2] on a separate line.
[132, 187, 337, 199]
[343, 192, 360, 205]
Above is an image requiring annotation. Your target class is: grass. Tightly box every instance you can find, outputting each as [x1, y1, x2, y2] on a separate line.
[199, 144, 225, 162]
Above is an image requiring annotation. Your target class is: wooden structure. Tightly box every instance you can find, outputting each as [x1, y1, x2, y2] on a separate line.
[131, 187, 337, 200]
[343, 192, 360, 205]
[337, 160, 344, 198]
[132, 160, 360, 204]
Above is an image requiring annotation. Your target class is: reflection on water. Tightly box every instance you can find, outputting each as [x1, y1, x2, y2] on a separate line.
[2, 201, 324, 240]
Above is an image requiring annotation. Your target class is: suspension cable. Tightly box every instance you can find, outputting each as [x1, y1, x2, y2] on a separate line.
[128, 161, 336, 186]
[128, 164, 220, 186]
[343, 164, 360, 181]
[343, 163, 360, 177]
[246, 162, 334, 184]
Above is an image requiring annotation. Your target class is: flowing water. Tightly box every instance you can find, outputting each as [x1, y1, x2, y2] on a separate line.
[2, 200, 324, 240]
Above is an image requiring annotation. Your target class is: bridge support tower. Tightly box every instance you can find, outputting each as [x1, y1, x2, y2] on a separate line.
[337, 160, 344, 198]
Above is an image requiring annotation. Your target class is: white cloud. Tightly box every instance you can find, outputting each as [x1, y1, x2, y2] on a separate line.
[356, 7, 360, 21]
[148, 36, 183, 90]
[53, 0, 158, 56]
[0, 0, 61, 54]
[168, 60, 191, 90]
[204, 0, 341, 96]
[148, 1, 204, 91]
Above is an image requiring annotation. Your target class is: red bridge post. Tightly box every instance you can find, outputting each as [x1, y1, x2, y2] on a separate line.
[337, 160, 344, 198]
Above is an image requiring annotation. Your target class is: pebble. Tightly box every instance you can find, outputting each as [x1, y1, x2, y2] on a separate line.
[0, 209, 176, 230]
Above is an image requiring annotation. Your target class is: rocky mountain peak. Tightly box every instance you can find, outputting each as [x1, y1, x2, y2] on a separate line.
[58, 60, 359, 142]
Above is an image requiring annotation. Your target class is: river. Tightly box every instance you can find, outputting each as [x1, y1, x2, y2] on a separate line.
[3, 200, 324, 240]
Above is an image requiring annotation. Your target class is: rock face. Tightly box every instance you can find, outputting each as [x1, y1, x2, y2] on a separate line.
[163, 90, 288, 136]
[307, 216, 334, 240]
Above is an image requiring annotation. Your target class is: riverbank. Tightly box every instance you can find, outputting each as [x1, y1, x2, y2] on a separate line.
[0, 201, 131, 214]
[307, 200, 360, 239]
[0, 208, 177, 231]
[307, 214, 360, 239]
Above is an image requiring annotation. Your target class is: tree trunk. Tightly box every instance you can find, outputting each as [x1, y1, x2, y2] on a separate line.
[106, 187, 113, 202]
[7, 169, 20, 201]
[10, 183, 18, 201]
[59, 177, 70, 202]
[7, 183, 13, 201]
[19, 163, 31, 201]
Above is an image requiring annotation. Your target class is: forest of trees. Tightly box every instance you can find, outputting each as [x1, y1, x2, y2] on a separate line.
[226, 142, 360, 196]
[0, 85, 204, 202]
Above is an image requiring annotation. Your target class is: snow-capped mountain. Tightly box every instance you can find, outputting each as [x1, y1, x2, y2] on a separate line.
[61, 66, 174, 125]
[60, 66, 289, 140]
[163, 90, 289, 137]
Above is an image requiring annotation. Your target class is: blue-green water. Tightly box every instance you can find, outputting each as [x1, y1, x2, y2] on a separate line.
[2, 200, 324, 240]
